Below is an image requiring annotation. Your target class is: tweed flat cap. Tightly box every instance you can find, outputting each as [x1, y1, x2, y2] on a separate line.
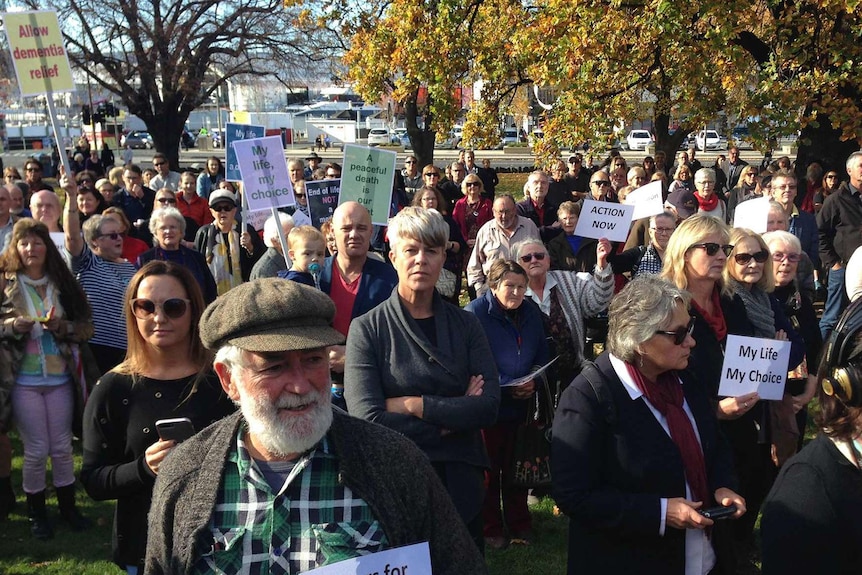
[200, 278, 345, 352]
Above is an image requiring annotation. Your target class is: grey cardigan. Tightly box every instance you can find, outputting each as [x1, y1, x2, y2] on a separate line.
[144, 410, 487, 575]
[344, 289, 500, 468]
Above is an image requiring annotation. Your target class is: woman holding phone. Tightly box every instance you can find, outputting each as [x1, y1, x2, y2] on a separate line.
[81, 261, 234, 574]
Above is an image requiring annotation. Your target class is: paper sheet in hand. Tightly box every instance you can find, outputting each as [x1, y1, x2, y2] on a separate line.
[572, 200, 634, 242]
[717, 335, 791, 400]
[503, 357, 559, 387]
[627, 180, 665, 220]
[731, 196, 770, 233]
[302, 542, 431, 575]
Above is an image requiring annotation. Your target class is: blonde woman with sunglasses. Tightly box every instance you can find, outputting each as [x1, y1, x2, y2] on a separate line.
[81, 261, 234, 574]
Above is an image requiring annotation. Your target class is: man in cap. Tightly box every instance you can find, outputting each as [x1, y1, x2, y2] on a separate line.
[144, 279, 484, 575]
[304, 152, 322, 179]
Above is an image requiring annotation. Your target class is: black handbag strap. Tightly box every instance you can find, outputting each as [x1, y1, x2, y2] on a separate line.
[580, 361, 617, 427]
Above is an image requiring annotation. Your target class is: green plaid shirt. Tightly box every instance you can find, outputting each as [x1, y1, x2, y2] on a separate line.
[191, 425, 387, 574]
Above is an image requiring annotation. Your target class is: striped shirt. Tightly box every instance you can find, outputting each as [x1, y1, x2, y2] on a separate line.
[71, 244, 136, 348]
[192, 428, 386, 575]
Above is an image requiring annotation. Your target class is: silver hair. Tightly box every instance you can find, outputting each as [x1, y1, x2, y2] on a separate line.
[846, 151, 862, 172]
[607, 275, 692, 363]
[82, 214, 114, 245]
[694, 167, 716, 182]
[386, 206, 449, 250]
[762, 230, 801, 253]
[511, 238, 546, 262]
[263, 212, 295, 248]
[148, 207, 186, 237]
[214, 343, 245, 371]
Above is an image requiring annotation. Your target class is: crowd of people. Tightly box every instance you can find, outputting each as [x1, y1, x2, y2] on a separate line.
[0, 140, 861, 575]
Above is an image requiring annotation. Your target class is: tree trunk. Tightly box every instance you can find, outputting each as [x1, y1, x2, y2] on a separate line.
[795, 110, 860, 179]
[404, 92, 436, 169]
[653, 112, 690, 160]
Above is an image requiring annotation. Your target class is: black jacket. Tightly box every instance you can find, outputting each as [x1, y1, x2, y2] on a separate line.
[817, 182, 862, 269]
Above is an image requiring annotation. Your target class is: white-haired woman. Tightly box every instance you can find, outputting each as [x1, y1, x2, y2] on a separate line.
[345, 206, 501, 552]
[137, 207, 217, 304]
[553, 275, 745, 574]
[693, 168, 727, 221]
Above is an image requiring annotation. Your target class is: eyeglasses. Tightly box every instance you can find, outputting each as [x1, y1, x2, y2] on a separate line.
[744, 172, 757, 177]
[466, 182, 481, 188]
[696, 180, 715, 186]
[423, 172, 439, 178]
[25, 166, 41, 172]
[650, 227, 675, 235]
[592, 180, 611, 187]
[405, 160, 415, 164]
[772, 251, 801, 263]
[154, 162, 166, 167]
[130, 298, 190, 320]
[733, 250, 769, 265]
[519, 252, 546, 263]
[211, 204, 235, 212]
[157, 198, 177, 204]
[294, 193, 306, 198]
[826, 174, 837, 179]
[96, 232, 122, 241]
[690, 242, 734, 257]
[655, 317, 696, 345]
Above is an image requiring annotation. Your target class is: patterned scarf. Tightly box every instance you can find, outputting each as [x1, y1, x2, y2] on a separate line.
[728, 278, 775, 338]
[205, 225, 243, 295]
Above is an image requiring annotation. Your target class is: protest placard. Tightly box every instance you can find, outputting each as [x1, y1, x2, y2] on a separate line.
[732, 196, 770, 233]
[306, 180, 341, 228]
[627, 180, 665, 220]
[303, 542, 431, 575]
[573, 199, 634, 243]
[232, 136, 294, 212]
[3, 11, 74, 96]
[226, 123, 265, 181]
[718, 334, 792, 400]
[339, 144, 396, 225]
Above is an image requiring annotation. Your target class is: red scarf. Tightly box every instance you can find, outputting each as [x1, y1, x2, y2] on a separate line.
[695, 191, 719, 212]
[691, 287, 727, 341]
[626, 363, 710, 506]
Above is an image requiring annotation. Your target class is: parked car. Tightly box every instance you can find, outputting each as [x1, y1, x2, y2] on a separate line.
[121, 130, 153, 149]
[500, 127, 519, 147]
[626, 130, 653, 151]
[731, 126, 751, 149]
[368, 128, 390, 146]
[391, 128, 408, 144]
[695, 129, 722, 151]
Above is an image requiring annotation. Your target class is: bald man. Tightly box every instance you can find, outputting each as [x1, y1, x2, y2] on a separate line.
[319, 201, 397, 406]
[30, 190, 62, 232]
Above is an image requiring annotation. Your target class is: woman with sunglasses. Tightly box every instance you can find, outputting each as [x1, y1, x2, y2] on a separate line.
[552, 275, 745, 575]
[721, 228, 805, 556]
[464, 259, 548, 550]
[102, 207, 149, 264]
[452, 174, 493, 251]
[81, 261, 235, 574]
[763, 231, 823, 453]
[814, 169, 840, 213]
[1, 218, 95, 540]
[516, 236, 613, 393]
[62, 175, 137, 375]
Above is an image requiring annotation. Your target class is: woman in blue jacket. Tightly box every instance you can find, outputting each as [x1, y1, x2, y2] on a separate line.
[465, 259, 549, 550]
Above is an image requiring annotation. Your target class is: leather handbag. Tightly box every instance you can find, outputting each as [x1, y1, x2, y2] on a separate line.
[510, 372, 554, 488]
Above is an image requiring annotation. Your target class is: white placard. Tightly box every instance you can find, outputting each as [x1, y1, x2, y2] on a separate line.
[303, 542, 431, 575]
[573, 199, 634, 243]
[49, 231, 65, 253]
[731, 196, 770, 233]
[718, 334, 792, 400]
[627, 180, 665, 220]
[232, 136, 294, 212]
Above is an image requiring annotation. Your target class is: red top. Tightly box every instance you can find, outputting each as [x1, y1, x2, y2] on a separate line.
[330, 265, 361, 336]
[177, 193, 213, 227]
[122, 235, 149, 263]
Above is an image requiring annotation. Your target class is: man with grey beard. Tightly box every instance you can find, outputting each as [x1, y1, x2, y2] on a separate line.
[144, 279, 484, 575]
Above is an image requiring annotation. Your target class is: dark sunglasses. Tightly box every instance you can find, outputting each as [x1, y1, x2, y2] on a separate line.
[690, 242, 734, 257]
[96, 232, 122, 241]
[466, 182, 481, 188]
[211, 204, 235, 212]
[592, 180, 611, 187]
[130, 298, 190, 320]
[520, 252, 546, 263]
[772, 251, 801, 263]
[423, 172, 439, 177]
[655, 317, 696, 345]
[154, 162, 166, 166]
[733, 250, 769, 265]
[157, 198, 177, 204]
[404, 160, 415, 164]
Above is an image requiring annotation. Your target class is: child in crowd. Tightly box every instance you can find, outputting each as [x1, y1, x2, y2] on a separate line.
[278, 225, 326, 287]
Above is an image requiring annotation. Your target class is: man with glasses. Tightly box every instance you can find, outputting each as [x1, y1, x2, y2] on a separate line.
[586, 172, 613, 203]
[818, 151, 862, 338]
[467, 194, 540, 296]
[517, 170, 561, 242]
[401, 155, 422, 201]
[440, 162, 467, 209]
[23, 158, 53, 192]
[149, 152, 181, 192]
[304, 152, 322, 179]
[770, 170, 819, 271]
[324, 163, 341, 180]
[60, 174, 136, 374]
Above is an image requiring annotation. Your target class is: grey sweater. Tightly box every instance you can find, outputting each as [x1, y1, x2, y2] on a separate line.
[144, 410, 487, 575]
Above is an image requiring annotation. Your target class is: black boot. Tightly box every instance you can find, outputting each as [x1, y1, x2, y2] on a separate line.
[56, 484, 92, 531]
[26, 491, 53, 540]
[0, 476, 15, 520]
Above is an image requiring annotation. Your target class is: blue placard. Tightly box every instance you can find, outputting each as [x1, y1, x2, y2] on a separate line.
[225, 122, 265, 181]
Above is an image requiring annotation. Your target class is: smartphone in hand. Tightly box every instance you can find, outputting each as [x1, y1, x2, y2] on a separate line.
[699, 505, 737, 520]
[155, 418, 195, 443]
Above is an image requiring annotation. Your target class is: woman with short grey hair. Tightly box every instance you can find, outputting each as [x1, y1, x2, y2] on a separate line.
[345, 206, 500, 552]
[552, 275, 745, 574]
[137, 207, 217, 303]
